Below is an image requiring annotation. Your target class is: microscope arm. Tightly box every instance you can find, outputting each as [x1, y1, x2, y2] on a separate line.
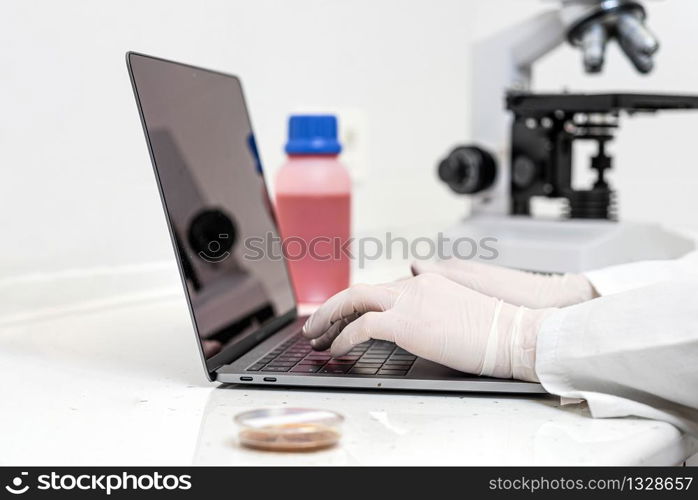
[470, 9, 567, 215]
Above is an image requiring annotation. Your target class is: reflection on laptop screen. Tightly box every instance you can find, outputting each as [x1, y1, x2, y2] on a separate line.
[128, 54, 295, 367]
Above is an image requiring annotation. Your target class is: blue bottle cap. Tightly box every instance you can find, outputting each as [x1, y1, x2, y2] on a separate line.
[285, 114, 342, 155]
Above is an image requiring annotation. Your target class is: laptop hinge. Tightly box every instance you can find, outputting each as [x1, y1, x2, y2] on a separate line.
[207, 308, 298, 375]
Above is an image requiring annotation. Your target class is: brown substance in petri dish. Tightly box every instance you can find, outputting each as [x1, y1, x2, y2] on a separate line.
[238, 423, 340, 451]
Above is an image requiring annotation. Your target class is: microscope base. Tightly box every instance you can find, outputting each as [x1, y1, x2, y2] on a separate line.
[441, 215, 695, 274]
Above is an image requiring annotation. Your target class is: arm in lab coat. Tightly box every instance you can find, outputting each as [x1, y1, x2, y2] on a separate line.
[585, 250, 698, 296]
[536, 280, 698, 435]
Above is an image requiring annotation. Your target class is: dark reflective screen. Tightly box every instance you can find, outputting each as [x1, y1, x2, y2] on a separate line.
[128, 54, 295, 367]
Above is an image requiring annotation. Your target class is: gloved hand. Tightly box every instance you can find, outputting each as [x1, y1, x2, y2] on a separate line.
[411, 259, 597, 309]
[302, 273, 556, 382]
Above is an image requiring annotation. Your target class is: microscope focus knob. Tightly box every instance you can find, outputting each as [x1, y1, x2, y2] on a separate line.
[438, 146, 497, 194]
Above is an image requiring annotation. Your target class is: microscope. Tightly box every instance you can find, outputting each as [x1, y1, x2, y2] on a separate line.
[438, 0, 698, 273]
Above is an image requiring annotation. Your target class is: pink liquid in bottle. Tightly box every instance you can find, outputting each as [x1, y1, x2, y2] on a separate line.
[275, 115, 351, 304]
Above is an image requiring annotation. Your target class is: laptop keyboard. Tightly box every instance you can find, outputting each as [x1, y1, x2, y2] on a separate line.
[246, 333, 417, 376]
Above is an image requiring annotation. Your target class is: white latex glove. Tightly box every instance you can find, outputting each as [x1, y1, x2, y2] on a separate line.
[411, 259, 597, 309]
[302, 273, 555, 382]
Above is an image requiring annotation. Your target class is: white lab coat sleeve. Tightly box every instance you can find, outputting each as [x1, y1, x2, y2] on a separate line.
[584, 250, 698, 296]
[536, 280, 698, 435]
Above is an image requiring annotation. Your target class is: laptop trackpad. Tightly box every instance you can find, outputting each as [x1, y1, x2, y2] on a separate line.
[410, 357, 489, 381]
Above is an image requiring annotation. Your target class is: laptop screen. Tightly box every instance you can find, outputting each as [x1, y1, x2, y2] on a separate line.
[128, 53, 296, 372]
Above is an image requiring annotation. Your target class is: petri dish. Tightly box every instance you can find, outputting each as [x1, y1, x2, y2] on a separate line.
[234, 407, 344, 452]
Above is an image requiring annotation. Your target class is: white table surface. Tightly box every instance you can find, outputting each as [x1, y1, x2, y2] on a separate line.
[1, 258, 696, 466]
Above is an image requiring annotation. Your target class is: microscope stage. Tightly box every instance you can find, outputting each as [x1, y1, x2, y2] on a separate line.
[506, 92, 698, 116]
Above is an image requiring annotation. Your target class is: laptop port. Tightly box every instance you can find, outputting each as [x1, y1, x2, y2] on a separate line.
[240, 376, 253, 381]
[263, 377, 277, 382]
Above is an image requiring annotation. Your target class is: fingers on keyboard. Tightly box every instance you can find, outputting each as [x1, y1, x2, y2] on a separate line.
[246, 333, 415, 376]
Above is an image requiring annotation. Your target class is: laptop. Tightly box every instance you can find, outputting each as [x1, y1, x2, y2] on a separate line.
[126, 52, 544, 393]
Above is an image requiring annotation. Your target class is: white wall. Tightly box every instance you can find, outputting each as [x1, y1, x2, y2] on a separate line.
[1, 0, 697, 280]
